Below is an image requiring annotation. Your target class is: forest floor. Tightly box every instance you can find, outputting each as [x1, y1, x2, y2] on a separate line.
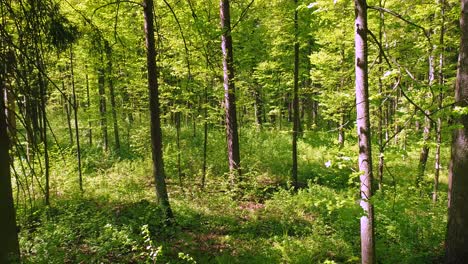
[16, 127, 448, 263]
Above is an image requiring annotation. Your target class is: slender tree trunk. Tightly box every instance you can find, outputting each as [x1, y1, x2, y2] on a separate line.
[338, 114, 345, 147]
[354, 0, 375, 263]
[97, 57, 108, 152]
[85, 65, 92, 146]
[338, 45, 346, 148]
[254, 85, 263, 127]
[105, 41, 120, 151]
[220, 0, 241, 183]
[143, 0, 173, 220]
[377, 0, 384, 191]
[4, 82, 16, 143]
[292, 0, 299, 190]
[176, 111, 182, 187]
[417, 48, 435, 188]
[201, 82, 208, 190]
[446, 1, 468, 261]
[70, 47, 83, 192]
[63, 80, 73, 145]
[417, 112, 431, 188]
[433, 0, 445, 203]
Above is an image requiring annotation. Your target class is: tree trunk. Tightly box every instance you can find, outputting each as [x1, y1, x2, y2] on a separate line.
[254, 85, 263, 127]
[354, 0, 375, 263]
[446, 0, 468, 261]
[417, 112, 431, 188]
[176, 111, 183, 187]
[433, 0, 445, 203]
[97, 57, 108, 152]
[292, 0, 299, 190]
[105, 41, 120, 151]
[417, 45, 435, 188]
[143, 0, 173, 220]
[0, 51, 21, 264]
[377, 0, 384, 191]
[338, 114, 345, 147]
[220, 0, 241, 182]
[202, 82, 209, 190]
[70, 47, 83, 192]
[85, 65, 92, 146]
[63, 81, 73, 145]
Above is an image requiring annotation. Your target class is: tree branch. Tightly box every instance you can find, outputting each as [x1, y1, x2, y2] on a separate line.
[232, 0, 255, 31]
[368, 6, 431, 44]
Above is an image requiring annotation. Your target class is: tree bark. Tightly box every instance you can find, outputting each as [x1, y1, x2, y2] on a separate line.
[292, 0, 300, 190]
[377, 0, 384, 191]
[105, 41, 120, 151]
[97, 59, 108, 152]
[70, 46, 83, 192]
[446, 0, 468, 261]
[417, 44, 435, 188]
[417, 112, 431, 188]
[0, 50, 20, 264]
[220, 0, 241, 182]
[63, 80, 73, 145]
[85, 65, 92, 146]
[354, 0, 375, 263]
[433, 0, 445, 203]
[202, 81, 209, 190]
[143, 0, 173, 220]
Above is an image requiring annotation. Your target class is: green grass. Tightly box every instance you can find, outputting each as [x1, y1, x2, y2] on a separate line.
[15, 125, 449, 263]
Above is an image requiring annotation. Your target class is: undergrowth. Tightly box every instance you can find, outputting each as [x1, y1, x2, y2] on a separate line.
[15, 126, 449, 263]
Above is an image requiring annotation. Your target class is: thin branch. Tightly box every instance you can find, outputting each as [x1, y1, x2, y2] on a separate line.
[162, 0, 191, 78]
[92, 0, 142, 18]
[368, 5, 431, 44]
[368, 29, 391, 67]
[232, 0, 255, 31]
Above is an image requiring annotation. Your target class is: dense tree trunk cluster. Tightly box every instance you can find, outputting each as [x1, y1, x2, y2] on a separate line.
[2, 0, 468, 262]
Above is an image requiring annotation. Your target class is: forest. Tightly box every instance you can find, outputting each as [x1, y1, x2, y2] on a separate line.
[1, 0, 468, 263]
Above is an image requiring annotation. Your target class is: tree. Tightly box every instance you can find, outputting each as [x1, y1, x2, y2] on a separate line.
[353, 0, 375, 263]
[220, 0, 241, 182]
[143, 0, 173, 220]
[292, 0, 300, 189]
[0, 48, 20, 263]
[446, 0, 468, 261]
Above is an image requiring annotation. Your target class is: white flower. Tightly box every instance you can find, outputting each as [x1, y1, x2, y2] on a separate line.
[325, 160, 332, 168]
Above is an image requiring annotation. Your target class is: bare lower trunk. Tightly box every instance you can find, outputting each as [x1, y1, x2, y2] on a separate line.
[0, 48, 20, 263]
[98, 61, 108, 151]
[63, 84, 73, 145]
[143, 0, 173, 220]
[105, 42, 120, 151]
[292, 0, 299, 189]
[254, 86, 263, 127]
[338, 114, 345, 147]
[446, 1, 468, 261]
[202, 83, 208, 190]
[377, 0, 384, 191]
[70, 47, 83, 192]
[433, 0, 445, 203]
[176, 111, 182, 187]
[354, 0, 375, 263]
[220, 0, 241, 183]
[85, 66, 92, 146]
[417, 113, 431, 188]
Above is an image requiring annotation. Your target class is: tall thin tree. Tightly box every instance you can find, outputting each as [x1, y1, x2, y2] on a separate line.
[354, 0, 375, 263]
[70, 46, 83, 192]
[220, 0, 241, 183]
[143, 0, 173, 220]
[292, 0, 300, 189]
